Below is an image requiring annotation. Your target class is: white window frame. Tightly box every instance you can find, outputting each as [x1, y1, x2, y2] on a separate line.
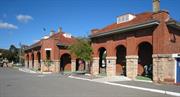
[45, 48, 52, 51]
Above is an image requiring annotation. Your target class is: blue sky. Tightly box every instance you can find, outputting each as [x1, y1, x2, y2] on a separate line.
[0, 0, 179, 49]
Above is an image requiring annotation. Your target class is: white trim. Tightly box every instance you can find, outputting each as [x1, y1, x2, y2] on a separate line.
[172, 53, 180, 58]
[45, 48, 52, 51]
[69, 76, 180, 97]
[175, 58, 177, 83]
[93, 57, 99, 60]
[175, 58, 180, 83]
[106, 56, 117, 59]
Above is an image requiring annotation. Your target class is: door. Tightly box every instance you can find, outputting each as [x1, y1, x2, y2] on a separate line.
[176, 58, 180, 83]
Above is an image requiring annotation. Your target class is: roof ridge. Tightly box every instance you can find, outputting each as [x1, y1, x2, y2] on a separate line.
[93, 11, 154, 34]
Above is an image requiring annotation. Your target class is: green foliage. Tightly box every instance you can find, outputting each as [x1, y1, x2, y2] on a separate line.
[8, 45, 19, 63]
[136, 76, 152, 81]
[43, 59, 53, 72]
[0, 45, 19, 63]
[9, 45, 17, 53]
[68, 38, 92, 61]
[43, 59, 53, 67]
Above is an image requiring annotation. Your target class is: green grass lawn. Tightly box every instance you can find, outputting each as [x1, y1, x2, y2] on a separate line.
[98, 72, 107, 76]
[136, 76, 152, 81]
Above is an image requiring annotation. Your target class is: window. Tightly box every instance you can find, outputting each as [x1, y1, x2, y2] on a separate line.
[46, 50, 51, 60]
[117, 14, 136, 24]
[125, 15, 129, 21]
[122, 16, 125, 22]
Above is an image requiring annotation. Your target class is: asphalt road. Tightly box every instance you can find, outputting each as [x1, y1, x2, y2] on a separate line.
[0, 68, 175, 97]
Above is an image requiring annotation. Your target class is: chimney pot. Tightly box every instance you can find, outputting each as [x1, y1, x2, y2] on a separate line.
[91, 29, 99, 34]
[58, 27, 62, 33]
[153, 0, 160, 12]
[50, 30, 55, 36]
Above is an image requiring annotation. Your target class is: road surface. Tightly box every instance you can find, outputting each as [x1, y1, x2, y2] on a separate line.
[0, 68, 175, 97]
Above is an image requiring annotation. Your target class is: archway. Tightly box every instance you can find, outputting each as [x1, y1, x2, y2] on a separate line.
[26, 54, 29, 68]
[116, 45, 126, 76]
[138, 42, 153, 79]
[37, 52, 41, 70]
[76, 58, 85, 71]
[31, 53, 34, 68]
[60, 53, 71, 72]
[99, 47, 107, 75]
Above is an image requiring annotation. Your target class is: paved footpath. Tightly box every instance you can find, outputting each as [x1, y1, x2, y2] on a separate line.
[69, 74, 180, 97]
[114, 81, 180, 93]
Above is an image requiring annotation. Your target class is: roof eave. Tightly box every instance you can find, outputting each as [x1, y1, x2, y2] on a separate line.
[24, 45, 41, 51]
[89, 20, 160, 38]
[167, 21, 180, 30]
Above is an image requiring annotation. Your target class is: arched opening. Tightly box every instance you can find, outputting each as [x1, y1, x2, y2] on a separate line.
[116, 45, 126, 76]
[76, 58, 85, 71]
[31, 53, 34, 68]
[26, 54, 29, 68]
[138, 42, 153, 79]
[60, 53, 71, 72]
[99, 47, 107, 75]
[37, 52, 41, 70]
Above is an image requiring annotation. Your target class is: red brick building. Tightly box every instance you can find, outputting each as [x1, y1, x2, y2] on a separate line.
[90, 0, 180, 84]
[24, 0, 180, 84]
[24, 29, 86, 73]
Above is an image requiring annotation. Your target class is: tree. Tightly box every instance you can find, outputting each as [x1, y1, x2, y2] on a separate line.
[0, 45, 19, 64]
[8, 45, 19, 63]
[68, 38, 92, 61]
[68, 38, 92, 72]
[9, 45, 17, 53]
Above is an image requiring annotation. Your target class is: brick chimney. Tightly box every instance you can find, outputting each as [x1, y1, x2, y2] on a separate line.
[58, 27, 62, 33]
[153, 0, 160, 12]
[91, 29, 99, 34]
[50, 30, 55, 36]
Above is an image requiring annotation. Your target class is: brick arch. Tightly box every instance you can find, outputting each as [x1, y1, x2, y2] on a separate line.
[31, 52, 34, 68]
[98, 47, 107, 55]
[137, 41, 153, 79]
[136, 41, 152, 53]
[93, 45, 107, 57]
[98, 47, 107, 74]
[136, 39, 152, 49]
[76, 58, 85, 71]
[116, 45, 127, 76]
[36, 51, 41, 70]
[26, 54, 29, 68]
[115, 44, 126, 50]
[114, 43, 127, 50]
[26, 54, 29, 60]
[37, 51, 41, 63]
[60, 53, 71, 72]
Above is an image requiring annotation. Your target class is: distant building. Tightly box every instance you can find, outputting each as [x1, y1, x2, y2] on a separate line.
[24, 29, 85, 72]
[0, 48, 9, 58]
[90, 0, 180, 84]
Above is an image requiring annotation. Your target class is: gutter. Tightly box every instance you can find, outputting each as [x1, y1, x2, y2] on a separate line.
[167, 20, 180, 30]
[89, 20, 160, 38]
[24, 45, 41, 51]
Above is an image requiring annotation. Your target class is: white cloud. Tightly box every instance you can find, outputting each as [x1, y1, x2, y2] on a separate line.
[0, 22, 18, 29]
[16, 14, 33, 23]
